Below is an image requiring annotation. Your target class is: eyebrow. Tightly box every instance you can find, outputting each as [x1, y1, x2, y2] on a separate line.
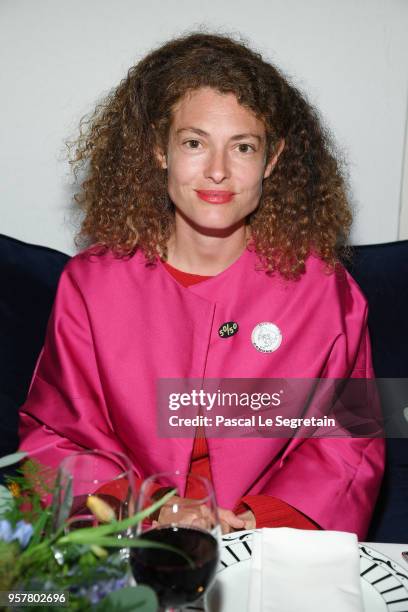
[176, 127, 262, 143]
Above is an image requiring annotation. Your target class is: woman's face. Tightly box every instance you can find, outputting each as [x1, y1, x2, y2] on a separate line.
[158, 87, 280, 235]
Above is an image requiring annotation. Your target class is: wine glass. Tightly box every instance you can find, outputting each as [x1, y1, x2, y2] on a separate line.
[50, 450, 137, 602]
[130, 471, 220, 611]
[52, 449, 135, 532]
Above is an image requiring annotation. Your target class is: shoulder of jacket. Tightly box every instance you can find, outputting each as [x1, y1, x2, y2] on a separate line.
[305, 253, 368, 308]
[63, 246, 148, 280]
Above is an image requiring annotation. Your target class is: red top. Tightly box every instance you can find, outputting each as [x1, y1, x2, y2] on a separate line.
[163, 260, 318, 530]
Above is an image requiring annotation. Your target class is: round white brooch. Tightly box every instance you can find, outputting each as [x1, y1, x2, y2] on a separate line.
[251, 322, 282, 353]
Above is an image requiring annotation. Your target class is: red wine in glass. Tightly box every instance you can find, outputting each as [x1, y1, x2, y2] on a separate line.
[132, 471, 221, 610]
[130, 525, 219, 608]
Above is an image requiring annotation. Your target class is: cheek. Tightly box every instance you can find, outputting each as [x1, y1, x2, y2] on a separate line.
[167, 156, 200, 190]
[237, 165, 265, 194]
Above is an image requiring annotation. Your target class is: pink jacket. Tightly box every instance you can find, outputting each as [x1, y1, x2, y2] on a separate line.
[19, 247, 384, 538]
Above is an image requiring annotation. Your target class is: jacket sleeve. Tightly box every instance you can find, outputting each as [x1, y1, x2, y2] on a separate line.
[256, 321, 385, 539]
[236, 495, 320, 529]
[19, 263, 138, 477]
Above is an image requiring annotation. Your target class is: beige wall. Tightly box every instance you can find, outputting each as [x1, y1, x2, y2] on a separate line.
[1, 0, 408, 253]
[399, 103, 408, 240]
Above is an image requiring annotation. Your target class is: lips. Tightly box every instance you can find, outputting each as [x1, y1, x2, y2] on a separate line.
[195, 190, 235, 204]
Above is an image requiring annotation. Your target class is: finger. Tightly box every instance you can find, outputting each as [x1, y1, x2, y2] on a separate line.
[191, 516, 212, 530]
[242, 520, 255, 531]
[220, 519, 233, 535]
[171, 510, 204, 527]
[237, 510, 256, 530]
[239, 517, 254, 530]
[219, 509, 245, 529]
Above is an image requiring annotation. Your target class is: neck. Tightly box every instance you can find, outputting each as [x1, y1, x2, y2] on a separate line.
[166, 215, 249, 275]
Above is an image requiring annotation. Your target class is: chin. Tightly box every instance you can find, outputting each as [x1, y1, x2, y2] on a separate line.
[190, 216, 245, 236]
[174, 204, 247, 234]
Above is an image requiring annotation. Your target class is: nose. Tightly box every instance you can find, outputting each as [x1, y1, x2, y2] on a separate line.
[204, 148, 230, 183]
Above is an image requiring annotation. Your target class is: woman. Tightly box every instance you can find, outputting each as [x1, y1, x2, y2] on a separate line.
[19, 33, 384, 537]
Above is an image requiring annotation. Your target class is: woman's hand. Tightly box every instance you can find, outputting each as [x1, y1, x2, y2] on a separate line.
[153, 495, 214, 530]
[218, 507, 246, 534]
[152, 495, 249, 534]
[236, 509, 256, 530]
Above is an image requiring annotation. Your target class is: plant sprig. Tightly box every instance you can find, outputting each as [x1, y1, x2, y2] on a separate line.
[0, 451, 195, 610]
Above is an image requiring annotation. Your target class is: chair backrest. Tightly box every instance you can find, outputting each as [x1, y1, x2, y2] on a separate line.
[345, 240, 408, 542]
[0, 234, 69, 460]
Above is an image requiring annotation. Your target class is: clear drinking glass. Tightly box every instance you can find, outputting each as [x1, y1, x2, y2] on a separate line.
[52, 449, 135, 532]
[130, 471, 220, 611]
[50, 450, 137, 603]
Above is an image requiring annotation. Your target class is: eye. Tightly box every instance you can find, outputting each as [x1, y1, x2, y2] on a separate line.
[184, 139, 202, 149]
[237, 143, 256, 153]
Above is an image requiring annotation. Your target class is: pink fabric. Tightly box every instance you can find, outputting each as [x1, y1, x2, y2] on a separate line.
[19, 247, 384, 538]
[162, 262, 318, 529]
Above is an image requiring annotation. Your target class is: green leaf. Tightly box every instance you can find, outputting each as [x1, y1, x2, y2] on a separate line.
[51, 471, 73, 532]
[0, 485, 13, 518]
[28, 508, 51, 548]
[57, 536, 193, 566]
[0, 451, 27, 469]
[90, 544, 108, 558]
[95, 585, 158, 612]
[57, 489, 176, 542]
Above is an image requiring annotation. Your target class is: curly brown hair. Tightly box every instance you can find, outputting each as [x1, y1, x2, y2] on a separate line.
[70, 32, 352, 278]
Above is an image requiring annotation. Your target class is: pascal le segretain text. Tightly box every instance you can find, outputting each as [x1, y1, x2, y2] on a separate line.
[168, 414, 336, 429]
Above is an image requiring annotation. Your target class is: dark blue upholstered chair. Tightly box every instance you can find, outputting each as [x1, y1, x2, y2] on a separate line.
[0, 234, 407, 541]
[0, 234, 69, 461]
[345, 240, 408, 542]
